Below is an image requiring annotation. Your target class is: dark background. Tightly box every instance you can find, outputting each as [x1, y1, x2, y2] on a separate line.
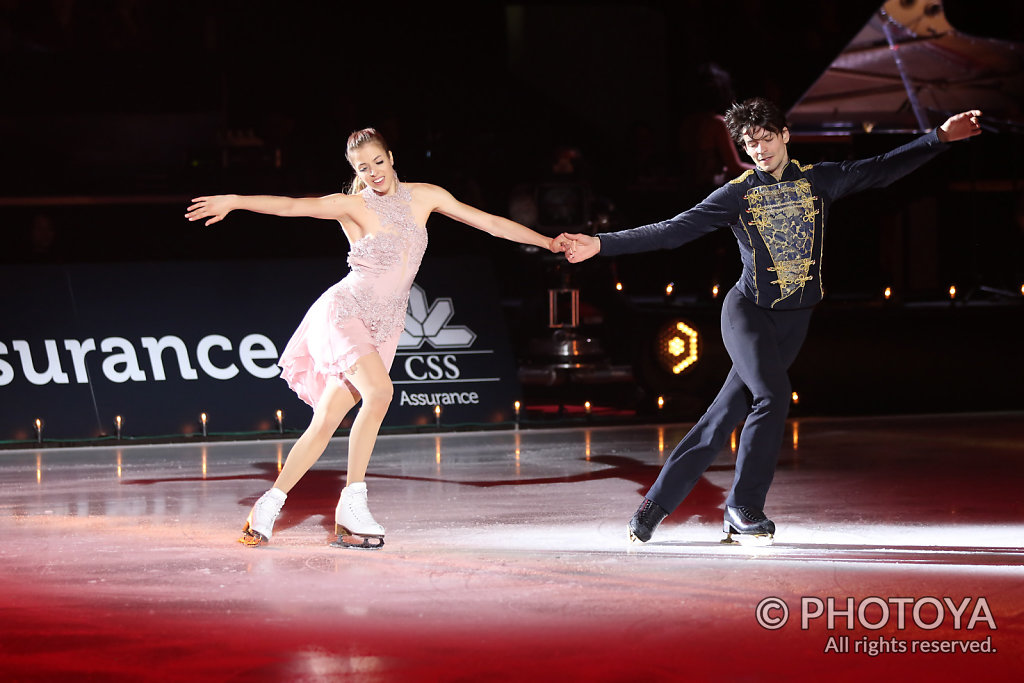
[1, 0, 1022, 424]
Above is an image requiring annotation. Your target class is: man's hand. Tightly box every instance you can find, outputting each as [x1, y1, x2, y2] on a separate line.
[937, 110, 983, 143]
[557, 233, 601, 263]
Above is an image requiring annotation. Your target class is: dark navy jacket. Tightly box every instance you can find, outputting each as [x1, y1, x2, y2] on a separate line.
[599, 130, 949, 309]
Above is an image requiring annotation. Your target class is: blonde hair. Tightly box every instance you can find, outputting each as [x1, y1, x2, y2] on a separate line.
[346, 128, 391, 194]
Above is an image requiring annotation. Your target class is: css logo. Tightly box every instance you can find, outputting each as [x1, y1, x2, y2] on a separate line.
[399, 284, 477, 350]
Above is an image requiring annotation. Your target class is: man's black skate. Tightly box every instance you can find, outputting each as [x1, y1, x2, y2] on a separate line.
[628, 498, 668, 543]
[721, 505, 775, 546]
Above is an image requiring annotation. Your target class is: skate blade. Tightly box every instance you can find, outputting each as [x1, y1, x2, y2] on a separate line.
[335, 522, 385, 536]
[239, 523, 268, 547]
[721, 532, 774, 547]
[627, 526, 646, 544]
[330, 533, 384, 550]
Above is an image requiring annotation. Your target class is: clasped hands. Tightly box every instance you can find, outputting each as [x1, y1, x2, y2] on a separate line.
[551, 232, 600, 263]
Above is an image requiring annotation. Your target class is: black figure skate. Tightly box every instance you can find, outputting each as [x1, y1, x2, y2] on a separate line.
[628, 497, 668, 543]
[721, 505, 775, 546]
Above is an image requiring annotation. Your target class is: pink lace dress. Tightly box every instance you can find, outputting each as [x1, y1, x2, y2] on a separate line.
[278, 183, 427, 408]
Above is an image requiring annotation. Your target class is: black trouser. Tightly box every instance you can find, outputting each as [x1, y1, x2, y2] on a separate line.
[647, 286, 813, 512]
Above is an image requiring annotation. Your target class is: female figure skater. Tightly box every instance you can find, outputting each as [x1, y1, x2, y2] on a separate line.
[186, 128, 560, 549]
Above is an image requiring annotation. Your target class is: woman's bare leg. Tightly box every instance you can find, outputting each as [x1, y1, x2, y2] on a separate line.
[271, 377, 360, 493]
[338, 352, 393, 485]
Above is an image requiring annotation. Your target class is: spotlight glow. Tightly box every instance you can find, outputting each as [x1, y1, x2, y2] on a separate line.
[656, 320, 700, 374]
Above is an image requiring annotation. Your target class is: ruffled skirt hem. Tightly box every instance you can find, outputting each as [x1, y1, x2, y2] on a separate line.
[277, 285, 400, 409]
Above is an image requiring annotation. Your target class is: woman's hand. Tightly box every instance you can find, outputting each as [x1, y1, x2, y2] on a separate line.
[186, 195, 237, 226]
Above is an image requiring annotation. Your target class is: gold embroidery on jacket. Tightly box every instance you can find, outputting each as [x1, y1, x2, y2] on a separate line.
[744, 179, 820, 307]
[729, 169, 756, 184]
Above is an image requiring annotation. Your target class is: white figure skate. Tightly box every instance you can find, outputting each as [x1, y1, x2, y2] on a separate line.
[239, 487, 287, 547]
[331, 482, 385, 550]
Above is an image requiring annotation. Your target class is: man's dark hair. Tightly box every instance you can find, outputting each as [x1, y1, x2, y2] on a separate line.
[724, 97, 788, 144]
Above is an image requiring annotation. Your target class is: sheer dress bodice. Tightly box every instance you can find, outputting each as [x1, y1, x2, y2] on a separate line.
[331, 184, 428, 346]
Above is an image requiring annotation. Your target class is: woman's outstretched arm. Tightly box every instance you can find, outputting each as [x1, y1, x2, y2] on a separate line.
[422, 185, 561, 252]
[185, 193, 354, 226]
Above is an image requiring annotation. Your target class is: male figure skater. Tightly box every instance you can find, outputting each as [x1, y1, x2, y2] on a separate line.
[559, 98, 983, 545]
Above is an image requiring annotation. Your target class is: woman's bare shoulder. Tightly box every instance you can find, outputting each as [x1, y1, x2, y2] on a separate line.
[406, 182, 453, 208]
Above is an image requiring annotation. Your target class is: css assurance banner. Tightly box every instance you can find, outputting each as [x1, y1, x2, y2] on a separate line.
[0, 258, 519, 441]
